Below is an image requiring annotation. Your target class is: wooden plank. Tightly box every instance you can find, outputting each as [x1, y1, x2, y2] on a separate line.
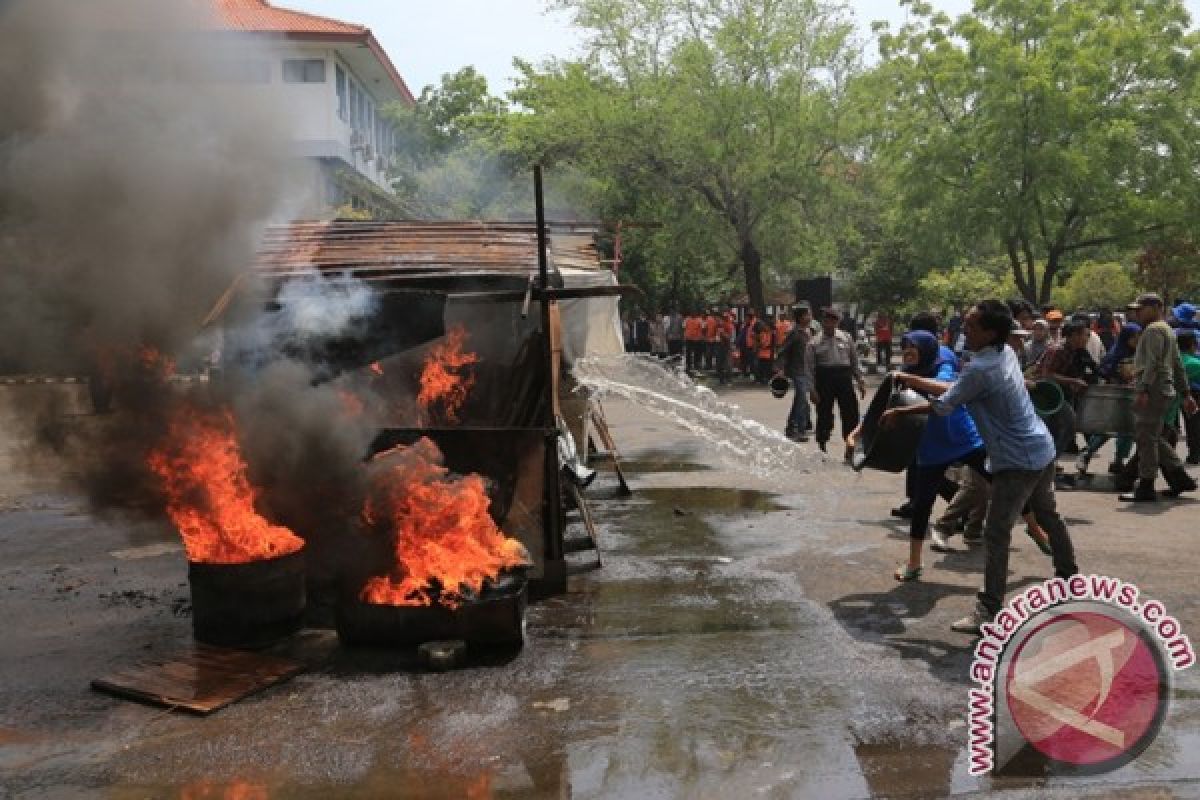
[91, 645, 304, 715]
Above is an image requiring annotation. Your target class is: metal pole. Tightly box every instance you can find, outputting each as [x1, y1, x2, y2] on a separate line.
[534, 165, 549, 290]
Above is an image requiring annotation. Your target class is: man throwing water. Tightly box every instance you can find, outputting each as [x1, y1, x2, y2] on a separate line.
[885, 300, 1080, 634]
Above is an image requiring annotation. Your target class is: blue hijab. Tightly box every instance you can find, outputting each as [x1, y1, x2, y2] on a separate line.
[901, 330, 945, 378]
[1100, 323, 1141, 378]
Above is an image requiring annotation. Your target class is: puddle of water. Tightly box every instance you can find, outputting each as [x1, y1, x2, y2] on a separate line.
[594, 458, 712, 474]
[627, 487, 786, 513]
[573, 355, 820, 481]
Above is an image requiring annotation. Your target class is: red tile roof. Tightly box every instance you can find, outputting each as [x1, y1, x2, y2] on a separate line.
[215, 0, 365, 35]
[213, 0, 414, 103]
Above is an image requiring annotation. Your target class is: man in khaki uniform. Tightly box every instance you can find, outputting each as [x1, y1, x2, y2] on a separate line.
[1121, 293, 1199, 502]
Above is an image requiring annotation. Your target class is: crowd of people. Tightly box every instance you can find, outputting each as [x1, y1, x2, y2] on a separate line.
[624, 294, 1199, 635]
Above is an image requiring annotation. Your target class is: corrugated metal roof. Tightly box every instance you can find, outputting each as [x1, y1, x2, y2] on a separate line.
[252, 221, 609, 283]
[215, 0, 365, 35]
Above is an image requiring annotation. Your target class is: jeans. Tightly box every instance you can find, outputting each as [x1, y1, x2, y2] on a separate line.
[979, 461, 1078, 615]
[876, 341, 893, 367]
[935, 466, 989, 536]
[1134, 394, 1184, 480]
[787, 375, 812, 434]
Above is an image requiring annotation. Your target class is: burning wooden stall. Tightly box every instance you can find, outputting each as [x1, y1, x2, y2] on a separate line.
[217, 216, 630, 617]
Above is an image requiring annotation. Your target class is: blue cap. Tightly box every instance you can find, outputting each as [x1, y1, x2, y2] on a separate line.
[1174, 302, 1196, 321]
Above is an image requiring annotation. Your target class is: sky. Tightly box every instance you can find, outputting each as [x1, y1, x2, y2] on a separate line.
[283, 0, 1200, 97]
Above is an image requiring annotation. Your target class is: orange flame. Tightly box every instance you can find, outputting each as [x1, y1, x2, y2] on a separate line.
[148, 406, 303, 565]
[359, 438, 530, 609]
[417, 326, 478, 424]
[179, 780, 269, 800]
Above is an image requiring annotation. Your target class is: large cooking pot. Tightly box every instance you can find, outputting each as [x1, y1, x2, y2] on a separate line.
[852, 375, 928, 473]
[1077, 384, 1137, 435]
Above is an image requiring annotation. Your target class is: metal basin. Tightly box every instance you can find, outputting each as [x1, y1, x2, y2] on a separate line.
[1078, 384, 1137, 435]
[335, 570, 528, 650]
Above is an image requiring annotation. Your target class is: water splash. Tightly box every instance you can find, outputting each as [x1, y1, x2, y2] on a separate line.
[571, 355, 823, 479]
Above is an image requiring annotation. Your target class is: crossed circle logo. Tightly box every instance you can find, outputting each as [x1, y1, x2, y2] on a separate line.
[1003, 604, 1170, 773]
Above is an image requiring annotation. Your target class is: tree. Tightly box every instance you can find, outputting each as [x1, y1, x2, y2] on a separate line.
[1058, 261, 1138, 311]
[915, 264, 1013, 316]
[876, 0, 1200, 305]
[507, 0, 861, 311]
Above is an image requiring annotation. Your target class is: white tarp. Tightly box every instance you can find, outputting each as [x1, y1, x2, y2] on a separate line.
[557, 267, 624, 366]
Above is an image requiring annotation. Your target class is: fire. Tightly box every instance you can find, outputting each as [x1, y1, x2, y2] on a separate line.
[359, 438, 530, 609]
[179, 780, 269, 800]
[417, 325, 478, 424]
[148, 406, 303, 565]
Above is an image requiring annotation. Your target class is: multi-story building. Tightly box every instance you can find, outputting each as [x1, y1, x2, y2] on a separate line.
[214, 0, 414, 215]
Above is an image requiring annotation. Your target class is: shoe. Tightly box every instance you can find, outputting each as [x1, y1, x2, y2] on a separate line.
[1025, 526, 1054, 556]
[963, 530, 984, 544]
[890, 502, 914, 519]
[1120, 479, 1159, 503]
[1108, 460, 1126, 475]
[817, 441, 828, 453]
[1162, 468, 1198, 498]
[1075, 452, 1091, 475]
[1054, 474, 1077, 490]
[894, 564, 923, 582]
[795, 434, 809, 443]
[952, 604, 991, 635]
[930, 530, 952, 553]
[1113, 474, 1137, 493]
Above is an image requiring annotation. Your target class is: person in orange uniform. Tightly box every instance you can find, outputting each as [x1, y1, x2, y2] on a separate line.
[739, 310, 759, 377]
[755, 315, 777, 384]
[683, 312, 705, 372]
[703, 309, 721, 371]
[716, 309, 736, 385]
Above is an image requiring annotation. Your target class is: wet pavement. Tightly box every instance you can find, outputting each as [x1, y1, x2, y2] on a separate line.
[4, 381, 1200, 798]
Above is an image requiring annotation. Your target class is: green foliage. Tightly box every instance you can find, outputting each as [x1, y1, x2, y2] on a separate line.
[1057, 262, 1138, 311]
[875, 0, 1200, 304]
[914, 264, 1013, 316]
[506, 0, 863, 311]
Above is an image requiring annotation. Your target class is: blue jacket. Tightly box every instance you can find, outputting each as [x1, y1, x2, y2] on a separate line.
[917, 361, 984, 465]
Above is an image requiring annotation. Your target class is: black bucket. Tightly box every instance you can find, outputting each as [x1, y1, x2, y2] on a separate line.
[188, 548, 306, 649]
[336, 570, 527, 650]
[851, 375, 928, 473]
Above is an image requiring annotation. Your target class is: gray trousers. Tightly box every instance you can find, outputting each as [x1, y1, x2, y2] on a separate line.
[1134, 394, 1183, 480]
[979, 461, 1078, 615]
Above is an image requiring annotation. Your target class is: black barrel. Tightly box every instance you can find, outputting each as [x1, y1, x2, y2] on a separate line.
[188, 548, 306, 649]
[335, 571, 527, 650]
[852, 375, 928, 473]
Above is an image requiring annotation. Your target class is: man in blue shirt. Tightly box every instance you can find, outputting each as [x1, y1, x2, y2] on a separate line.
[887, 300, 1079, 634]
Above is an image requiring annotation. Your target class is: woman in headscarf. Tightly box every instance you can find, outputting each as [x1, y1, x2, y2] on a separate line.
[1077, 323, 1141, 476]
[855, 331, 987, 580]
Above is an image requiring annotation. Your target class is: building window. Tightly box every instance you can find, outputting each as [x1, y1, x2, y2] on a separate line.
[335, 64, 347, 119]
[283, 59, 326, 83]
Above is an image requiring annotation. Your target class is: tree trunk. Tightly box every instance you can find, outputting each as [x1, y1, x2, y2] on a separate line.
[1039, 251, 1060, 307]
[741, 236, 766, 313]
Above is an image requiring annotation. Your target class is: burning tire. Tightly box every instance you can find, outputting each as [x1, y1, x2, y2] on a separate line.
[187, 548, 306, 649]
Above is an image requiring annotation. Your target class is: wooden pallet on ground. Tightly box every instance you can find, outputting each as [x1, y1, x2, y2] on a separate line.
[91, 644, 305, 715]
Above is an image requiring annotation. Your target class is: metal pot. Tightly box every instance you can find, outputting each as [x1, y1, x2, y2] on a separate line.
[1077, 384, 1137, 435]
[852, 375, 928, 473]
[769, 375, 790, 399]
[188, 548, 306, 649]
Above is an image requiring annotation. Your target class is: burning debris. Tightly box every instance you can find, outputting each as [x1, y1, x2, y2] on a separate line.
[417, 325, 479, 426]
[359, 438, 531, 609]
[147, 405, 303, 565]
